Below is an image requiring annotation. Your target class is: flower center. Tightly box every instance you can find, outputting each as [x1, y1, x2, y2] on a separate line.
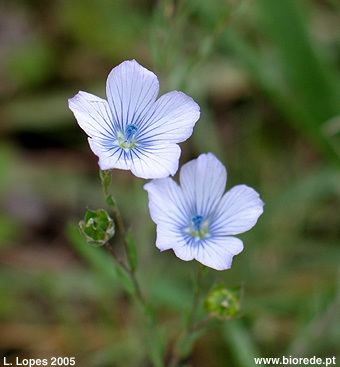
[192, 215, 203, 231]
[118, 124, 138, 150]
[188, 214, 209, 240]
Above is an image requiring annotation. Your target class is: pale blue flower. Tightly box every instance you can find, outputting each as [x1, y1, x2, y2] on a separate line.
[144, 153, 264, 270]
[68, 60, 200, 179]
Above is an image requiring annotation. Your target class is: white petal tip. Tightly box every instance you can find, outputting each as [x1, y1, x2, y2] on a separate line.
[196, 256, 234, 271]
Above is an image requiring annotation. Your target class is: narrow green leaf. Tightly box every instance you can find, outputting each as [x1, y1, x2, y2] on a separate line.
[106, 194, 116, 208]
[222, 30, 340, 166]
[177, 329, 204, 360]
[258, 0, 340, 122]
[222, 320, 261, 367]
[67, 224, 134, 295]
[114, 261, 135, 295]
[99, 169, 112, 195]
[126, 229, 138, 272]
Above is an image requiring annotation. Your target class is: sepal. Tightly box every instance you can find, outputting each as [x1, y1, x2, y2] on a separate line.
[79, 208, 115, 247]
[204, 284, 241, 320]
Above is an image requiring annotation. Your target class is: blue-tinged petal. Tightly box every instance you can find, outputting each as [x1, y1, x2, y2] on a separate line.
[144, 177, 190, 249]
[156, 225, 188, 251]
[106, 60, 159, 131]
[144, 177, 189, 225]
[173, 239, 196, 261]
[211, 185, 264, 236]
[179, 153, 227, 216]
[137, 91, 200, 144]
[68, 91, 116, 140]
[88, 138, 131, 171]
[194, 236, 243, 270]
[131, 143, 181, 179]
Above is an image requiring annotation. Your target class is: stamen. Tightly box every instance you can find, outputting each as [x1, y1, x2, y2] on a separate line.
[188, 214, 209, 240]
[118, 124, 138, 150]
[125, 124, 138, 142]
[192, 215, 203, 231]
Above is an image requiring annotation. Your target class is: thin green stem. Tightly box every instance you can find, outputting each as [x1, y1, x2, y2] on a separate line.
[109, 203, 153, 320]
[186, 265, 204, 332]
[104, 242, 129, 271]
[191, 315, 212, 333]
[99, 171, 163, 366]
[169, 265, 205, 367]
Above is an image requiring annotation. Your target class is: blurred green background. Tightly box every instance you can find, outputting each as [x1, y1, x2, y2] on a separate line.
[0, 0, 339, 366]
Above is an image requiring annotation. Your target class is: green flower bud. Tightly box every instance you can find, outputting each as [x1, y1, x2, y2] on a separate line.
[79, 209, 115, 247]
[204, 284, 240, 320]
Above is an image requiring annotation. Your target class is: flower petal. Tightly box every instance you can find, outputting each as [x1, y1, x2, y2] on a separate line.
[131, 143, 181, 179]
[211, 185, 264, 236]
[106, 60, 159, 131]
[144, 177, 189, 228]
[155, 225, 188, 251]
[68, 91, 116, 140]
[194, 236, 243, 270]
[173, 238, 196, 261]
[144, 177, 192, 250]
[179, 153, 227, 216]
[137, 91, 200, 144]
[88, 139, 130, 171]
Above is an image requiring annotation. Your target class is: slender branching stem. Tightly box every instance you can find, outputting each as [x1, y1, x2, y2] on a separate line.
[109, 201, 152, 317]
[187, 265, 205, 332]
[169, 265, 205, 367]
[100, 172, 162, 366]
